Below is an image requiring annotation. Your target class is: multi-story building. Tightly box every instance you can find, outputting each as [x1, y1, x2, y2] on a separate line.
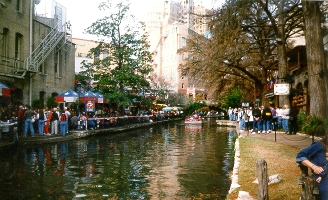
[0, 0, 75, 107]
[192, 5, 211, 36]
[144, 0, 195, 33]
[149, 22, 206, 101]
[146, 0, 209, 102]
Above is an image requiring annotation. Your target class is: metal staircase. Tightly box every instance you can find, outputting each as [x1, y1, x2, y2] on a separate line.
[23, 22, 69, 73]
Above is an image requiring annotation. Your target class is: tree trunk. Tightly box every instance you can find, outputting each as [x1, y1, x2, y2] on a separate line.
[277, 0, 289, 107]
[302, 1, 328, 118]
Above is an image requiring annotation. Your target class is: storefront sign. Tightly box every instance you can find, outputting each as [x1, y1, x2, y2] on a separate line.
[274, 84, 290, 95]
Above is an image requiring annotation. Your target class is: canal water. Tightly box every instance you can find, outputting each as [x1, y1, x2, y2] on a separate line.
[0, 118, 236, 199]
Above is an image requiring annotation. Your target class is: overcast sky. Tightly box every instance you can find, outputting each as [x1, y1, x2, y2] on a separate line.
[36, 0, 223, 40]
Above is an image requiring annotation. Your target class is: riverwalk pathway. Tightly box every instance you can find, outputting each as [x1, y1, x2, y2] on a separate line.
[0, 117, 182, 148]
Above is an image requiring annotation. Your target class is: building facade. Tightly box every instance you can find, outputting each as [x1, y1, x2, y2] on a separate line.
[0, 0, 75, 107]
[145, 0, 210, 102]
[149, 23, 206, 101]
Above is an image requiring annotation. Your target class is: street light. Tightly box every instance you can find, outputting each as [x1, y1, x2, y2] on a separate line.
[76, 82, 82, 116]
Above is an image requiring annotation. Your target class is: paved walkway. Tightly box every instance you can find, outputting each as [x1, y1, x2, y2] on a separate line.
[239, 129, 320, 150]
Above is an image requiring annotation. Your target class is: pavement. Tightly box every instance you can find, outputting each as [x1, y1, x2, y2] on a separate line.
[238, 129, 321, 150]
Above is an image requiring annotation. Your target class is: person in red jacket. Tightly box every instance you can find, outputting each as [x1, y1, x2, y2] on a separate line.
[17, 105, 24, 136]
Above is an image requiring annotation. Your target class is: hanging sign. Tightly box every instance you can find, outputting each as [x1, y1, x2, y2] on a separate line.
[85, 100, 95, 112]
[274, 84, 290, 95]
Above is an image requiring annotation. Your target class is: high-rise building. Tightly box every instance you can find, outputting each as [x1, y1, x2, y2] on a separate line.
[146, 0, 209, 102]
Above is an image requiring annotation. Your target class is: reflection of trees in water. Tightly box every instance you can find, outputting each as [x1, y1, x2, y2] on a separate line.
[2, 123, 233, 199]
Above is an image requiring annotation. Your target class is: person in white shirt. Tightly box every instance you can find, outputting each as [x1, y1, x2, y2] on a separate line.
[282, 104, 290, 134]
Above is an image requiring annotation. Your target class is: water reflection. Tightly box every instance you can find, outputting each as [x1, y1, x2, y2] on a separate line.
[0, 119, 236, 199]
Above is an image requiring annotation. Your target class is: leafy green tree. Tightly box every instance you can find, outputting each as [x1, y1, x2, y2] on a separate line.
[84, 1, 153, 112]
[46, 96, 57, 109]
[32, 99, 44, 109]
[221, 87, 243, 109]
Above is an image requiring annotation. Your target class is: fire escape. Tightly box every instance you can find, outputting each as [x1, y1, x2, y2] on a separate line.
[23, 23, 71, 76]
[0, 22, 71, 79]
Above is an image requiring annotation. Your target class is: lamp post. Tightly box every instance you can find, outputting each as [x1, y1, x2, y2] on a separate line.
[76, 82, 82, 116]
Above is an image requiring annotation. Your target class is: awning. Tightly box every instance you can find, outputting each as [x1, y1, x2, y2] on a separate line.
[0, 82, 11, 97]
[265, 92, 275, 98]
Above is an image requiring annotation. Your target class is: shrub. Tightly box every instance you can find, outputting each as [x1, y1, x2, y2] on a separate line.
[297, 111, 307, 132]
[301, 115, 327, 136]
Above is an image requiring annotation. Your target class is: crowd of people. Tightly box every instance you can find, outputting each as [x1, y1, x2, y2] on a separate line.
[1, 105, 175, 137]
[228, 103, 299, 135]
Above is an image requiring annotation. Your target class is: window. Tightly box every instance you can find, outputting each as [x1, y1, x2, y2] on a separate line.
[16, 0, 23, 12]
[39, 91, 45, 105]
[182, 37, 186, 47]
[39, 62, 46, 74]
[54, 50, 61, 77]
[182, 53, 185, 60]
[103, 51, 109, 59]
[182, 83, 184, 88]
[181, 76, 184, 80]
[2, 28, 9, 60]
[14, 33, 22, 68]
[94, 52, 100, 63]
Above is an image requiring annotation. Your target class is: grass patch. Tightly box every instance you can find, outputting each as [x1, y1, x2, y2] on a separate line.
[227, 137, 302, 200]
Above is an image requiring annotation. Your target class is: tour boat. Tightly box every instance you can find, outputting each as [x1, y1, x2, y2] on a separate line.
[184, 115, 204, 124]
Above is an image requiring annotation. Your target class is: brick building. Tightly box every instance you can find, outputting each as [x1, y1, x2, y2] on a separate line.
[0, 0, 75, 107]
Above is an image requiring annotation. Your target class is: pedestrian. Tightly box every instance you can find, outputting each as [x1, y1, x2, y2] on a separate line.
[36, 109, 47, 136]
[64, 107, 71, 134]
[270, 105, 277, 131]
[23, 105, 35, 137]
[261, 105, 272, 133]
[289, 102, 299, 135]
[276, 107, 283, 130]
[44, 108, 52, 136]
[228, 107, 233, 121]
[237, 108, 245, 131]
[50, 108, 59, 135]
[251, 104, 261, 134]
[70, 112, 79, 130]
[296, 133, 328, 200]
[59, 112, 67, 136]
[17, 105, 24, 135]
[282, 104, 290, 134]
[247, 107, 253, 132]
[243, 108, 249, 131]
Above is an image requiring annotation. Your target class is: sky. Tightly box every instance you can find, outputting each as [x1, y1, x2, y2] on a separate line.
[35, 0, 224, 40]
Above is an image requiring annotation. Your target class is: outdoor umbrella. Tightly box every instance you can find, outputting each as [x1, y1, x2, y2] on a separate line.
[95, 92, 107, 103]
[162, 107, 173, 112]
[79, 90, 98, 102]
[55, 89, 79, 102]
[0, 82, 11, 97]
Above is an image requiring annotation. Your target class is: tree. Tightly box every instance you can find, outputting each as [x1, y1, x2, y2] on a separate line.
[179, 0, 303, 107]
[302, 1, 328, 118]
[84, 1, 153, 112]
[221, 87, 243, 109]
